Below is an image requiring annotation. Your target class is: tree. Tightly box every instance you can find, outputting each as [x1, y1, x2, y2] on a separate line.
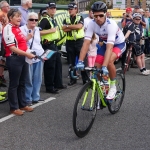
[86, 0, 113, 11]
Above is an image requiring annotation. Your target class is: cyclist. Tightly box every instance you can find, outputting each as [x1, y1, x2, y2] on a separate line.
[76, 1, 126, 101]
[124, 13, 149, 75]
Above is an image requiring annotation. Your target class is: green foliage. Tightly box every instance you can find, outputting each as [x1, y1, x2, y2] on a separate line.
[85, 0, 113, 11]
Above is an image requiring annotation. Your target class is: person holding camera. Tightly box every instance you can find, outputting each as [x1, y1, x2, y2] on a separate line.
[121, 7, 133, 29]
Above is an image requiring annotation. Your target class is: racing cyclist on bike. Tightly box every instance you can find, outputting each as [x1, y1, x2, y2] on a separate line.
[76, 1, 126, 101]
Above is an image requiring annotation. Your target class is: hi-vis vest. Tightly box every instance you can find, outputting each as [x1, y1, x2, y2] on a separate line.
[66, 15, 84, 40]
[39, 15, 59, 42]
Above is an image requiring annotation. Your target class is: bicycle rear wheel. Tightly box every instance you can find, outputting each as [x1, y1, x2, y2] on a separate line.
[0, 64, 9, 103]
[123, 49, 132, 74]
[108, 70, 125, 114]
[73, 81, 98, 138]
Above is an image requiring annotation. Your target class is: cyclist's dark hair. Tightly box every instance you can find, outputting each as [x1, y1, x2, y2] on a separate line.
[91, 1, 107, 13]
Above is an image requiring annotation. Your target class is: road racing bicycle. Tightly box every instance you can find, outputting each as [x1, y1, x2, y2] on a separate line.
[72, 67, 125, 138]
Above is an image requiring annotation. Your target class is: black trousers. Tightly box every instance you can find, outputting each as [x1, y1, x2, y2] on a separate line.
[66, 39, 89, 83]
[42, 43, 63, 90]
[6, 56, 28, 110]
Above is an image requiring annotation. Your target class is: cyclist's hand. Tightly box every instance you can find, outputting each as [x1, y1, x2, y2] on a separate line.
[76, 61, 84, 70]
[101, 66, 109, 83]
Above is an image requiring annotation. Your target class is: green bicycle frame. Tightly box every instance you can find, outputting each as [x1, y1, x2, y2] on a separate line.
[81, 79, 107, 110]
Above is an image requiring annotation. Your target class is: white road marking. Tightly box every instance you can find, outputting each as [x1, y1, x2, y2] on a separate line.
[0, 97, 56, 123]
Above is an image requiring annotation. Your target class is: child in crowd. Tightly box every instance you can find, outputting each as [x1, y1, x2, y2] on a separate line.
[87, 33, 98, 78]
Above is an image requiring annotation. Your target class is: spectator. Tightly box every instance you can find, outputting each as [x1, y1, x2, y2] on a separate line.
[84, 9, 93, 33]
[18, 0, 32, 26]
[38, 7, 47, 21]
[124, 13, 149, 75]
[133, 5, 146, 28]
[0, 0, 10, 82]
[106, 12, 111, 18]
[39, 2, 67, 94]
[121, 7, 133, 29]
[2, 9, 35, 116]
[20, 12, 44, 105]
[143, 9, 150, 56]
[62, 2, 89, 85]
[87, 33, 98, 78]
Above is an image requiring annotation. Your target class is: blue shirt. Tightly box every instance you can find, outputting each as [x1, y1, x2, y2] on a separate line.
[18, 6, 28, 26]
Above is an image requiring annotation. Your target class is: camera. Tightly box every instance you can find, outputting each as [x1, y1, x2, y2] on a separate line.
[126, 15, 129, 17]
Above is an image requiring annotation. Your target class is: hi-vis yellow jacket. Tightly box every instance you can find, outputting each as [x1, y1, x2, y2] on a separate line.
[65, 15, 84, 40]
[39, 15, 59, 43]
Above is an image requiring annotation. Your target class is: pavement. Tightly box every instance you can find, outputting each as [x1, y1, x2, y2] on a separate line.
[0, 58, 150, 150]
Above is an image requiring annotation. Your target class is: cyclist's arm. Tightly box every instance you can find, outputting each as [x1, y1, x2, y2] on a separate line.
[125, 30, 131, 39]
[124, 23, 134, 39]
[79, 39, 91, 60]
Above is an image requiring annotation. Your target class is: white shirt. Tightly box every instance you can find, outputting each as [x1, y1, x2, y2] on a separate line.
[85, 18, 125, 45]
[20, 25, 44, 63]
[84, 17, 93, 33]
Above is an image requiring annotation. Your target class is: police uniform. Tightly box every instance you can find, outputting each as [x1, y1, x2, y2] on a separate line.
[39, 2, 66, 93]
[63, 2, 89, 85]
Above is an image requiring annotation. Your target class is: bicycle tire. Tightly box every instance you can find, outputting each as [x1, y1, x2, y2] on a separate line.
[0, 64, 9, 103]
[108, 70, 125, 114]
[123, 49, 132, 74]
[73, 81, 98, 138]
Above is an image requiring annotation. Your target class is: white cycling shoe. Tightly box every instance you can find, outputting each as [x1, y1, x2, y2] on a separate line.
[106, 86, 117, 100]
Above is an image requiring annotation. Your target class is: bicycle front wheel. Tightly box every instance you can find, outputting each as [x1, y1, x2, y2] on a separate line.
[108, 70, 125, 114]
[73, 81, 98, 138]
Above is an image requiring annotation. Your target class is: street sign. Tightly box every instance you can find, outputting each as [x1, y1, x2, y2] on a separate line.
[113, 0, 125, 9]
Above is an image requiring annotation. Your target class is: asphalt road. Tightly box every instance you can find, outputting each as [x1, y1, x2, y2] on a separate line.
[0, 58, 150, 150]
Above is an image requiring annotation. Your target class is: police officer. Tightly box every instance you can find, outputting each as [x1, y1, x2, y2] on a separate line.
[39, 2, 67, 94]
[62, 2, 88, 85]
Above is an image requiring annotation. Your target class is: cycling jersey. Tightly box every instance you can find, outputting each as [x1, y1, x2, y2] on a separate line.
[3, 23, 27, 57]
[85, 18, 125, 45]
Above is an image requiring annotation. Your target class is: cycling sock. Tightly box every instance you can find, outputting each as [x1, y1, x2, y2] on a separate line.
[140, 68, 144, 72]
[110, 79, 116, 88]
[143, 68, 146, 71]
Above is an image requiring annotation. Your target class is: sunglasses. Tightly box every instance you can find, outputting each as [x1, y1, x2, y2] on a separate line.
[29, 18, 38, 22]
[134, 18, 141, 20]
[94, 14, 105, 18]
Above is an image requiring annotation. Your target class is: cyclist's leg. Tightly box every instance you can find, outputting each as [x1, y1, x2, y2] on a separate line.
[107, 43, 126, 100]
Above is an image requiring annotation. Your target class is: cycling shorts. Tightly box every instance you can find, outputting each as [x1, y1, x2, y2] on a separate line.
[132, 44, 143, 56]
[95, 42, 126, 65]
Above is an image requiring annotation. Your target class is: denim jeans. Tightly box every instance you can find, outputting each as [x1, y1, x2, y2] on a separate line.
[25, 60, 43, 103]
[6, 56, 28, 110]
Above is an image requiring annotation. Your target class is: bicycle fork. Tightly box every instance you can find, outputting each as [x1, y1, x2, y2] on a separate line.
[81, 80, 97, 111]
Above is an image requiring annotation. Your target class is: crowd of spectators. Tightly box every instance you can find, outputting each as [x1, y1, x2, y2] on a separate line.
[0, 0, 150, 115]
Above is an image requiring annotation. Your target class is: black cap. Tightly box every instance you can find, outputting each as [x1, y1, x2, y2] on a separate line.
[134, 5, 140, 9]
[68, 2, 77, 9]
[47, 2, 56, 8]
[40, 7, 47, 15]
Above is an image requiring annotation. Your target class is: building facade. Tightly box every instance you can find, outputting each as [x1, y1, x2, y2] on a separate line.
[78, 0, 149, 12]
